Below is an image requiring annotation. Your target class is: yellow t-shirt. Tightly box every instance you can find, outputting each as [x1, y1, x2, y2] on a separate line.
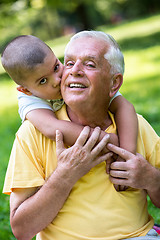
[3, 105, 160, 240]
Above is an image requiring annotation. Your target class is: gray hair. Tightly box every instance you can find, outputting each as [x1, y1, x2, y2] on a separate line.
[65, 30, 125, 75]
[1, 35, 52, 84]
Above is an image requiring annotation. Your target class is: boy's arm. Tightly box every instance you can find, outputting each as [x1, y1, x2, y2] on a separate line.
[109, 95, 138, 154]
[26, 109, 118, 147]
[18, 91, 118, 147]
[109, 95, 138, 191]
[26, 109, 83, 146]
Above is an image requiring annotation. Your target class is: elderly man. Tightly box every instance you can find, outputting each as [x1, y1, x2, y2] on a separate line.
[3, 31, 160, 240]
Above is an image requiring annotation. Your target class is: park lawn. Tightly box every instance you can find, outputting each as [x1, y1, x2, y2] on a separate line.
[0, 14, 160, 239]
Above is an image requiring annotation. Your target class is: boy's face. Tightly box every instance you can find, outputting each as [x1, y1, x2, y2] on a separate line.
[22, 51, 63, 100]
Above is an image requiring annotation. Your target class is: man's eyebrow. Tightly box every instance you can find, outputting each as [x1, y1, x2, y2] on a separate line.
[65, 54, 97, 61]
[85, 55, 97, 60]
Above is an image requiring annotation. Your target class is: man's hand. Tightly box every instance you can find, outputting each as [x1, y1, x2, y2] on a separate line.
[107, 143, 159, 191]
[113, 155, 128, 191]
[56, 126, 113, 182]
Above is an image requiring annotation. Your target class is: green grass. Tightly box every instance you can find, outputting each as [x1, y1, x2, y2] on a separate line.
[0, 13, 160, 239]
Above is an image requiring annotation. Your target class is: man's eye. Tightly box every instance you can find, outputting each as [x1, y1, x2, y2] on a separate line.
[54, 64, 59, 72]
[40, 78, 47, 85]
[88, 64, 95, 68]
[65, 61, 74, 67]
[86, 62, 95, 68]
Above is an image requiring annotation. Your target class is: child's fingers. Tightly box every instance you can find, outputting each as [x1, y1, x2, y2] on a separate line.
[56, 130, 64, 156]
[75, 126, 90, 146]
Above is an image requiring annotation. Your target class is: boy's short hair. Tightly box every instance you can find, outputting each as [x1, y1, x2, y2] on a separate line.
[1, 35, 52, 85]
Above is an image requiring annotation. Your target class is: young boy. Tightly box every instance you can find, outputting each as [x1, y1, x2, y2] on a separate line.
[1, 35, 138, 191]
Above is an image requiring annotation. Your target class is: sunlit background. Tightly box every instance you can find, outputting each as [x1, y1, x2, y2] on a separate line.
[0, 0, 160, 239]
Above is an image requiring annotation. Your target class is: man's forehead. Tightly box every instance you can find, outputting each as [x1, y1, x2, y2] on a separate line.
[65, 53, 98, 60]
[65, 37, 108, 60]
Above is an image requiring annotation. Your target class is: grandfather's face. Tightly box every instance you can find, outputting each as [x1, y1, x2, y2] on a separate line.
[61, 37, 112, 110]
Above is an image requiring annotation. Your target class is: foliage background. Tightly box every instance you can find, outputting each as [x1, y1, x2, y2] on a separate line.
[0, 0, 160, 239]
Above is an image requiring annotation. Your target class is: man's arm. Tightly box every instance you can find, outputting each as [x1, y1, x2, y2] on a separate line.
[10, 127, 113, 240]
[107, 143, 160, 208]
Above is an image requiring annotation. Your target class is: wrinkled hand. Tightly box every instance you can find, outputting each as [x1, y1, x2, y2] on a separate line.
[113, 156, 128, 191]
[56, 126, 113, 183]
[107, 143, 154, 190]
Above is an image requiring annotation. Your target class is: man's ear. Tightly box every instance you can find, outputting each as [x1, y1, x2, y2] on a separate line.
[109, 73, 123, 98]
[17, 85, 32, 96]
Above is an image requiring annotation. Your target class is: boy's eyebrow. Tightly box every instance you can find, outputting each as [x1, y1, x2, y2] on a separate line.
[35, 59, 58, 82]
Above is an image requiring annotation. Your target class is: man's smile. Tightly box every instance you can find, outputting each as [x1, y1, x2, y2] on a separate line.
[69, 83, 86, 88]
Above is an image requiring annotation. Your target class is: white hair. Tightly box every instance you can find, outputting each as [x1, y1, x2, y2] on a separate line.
[65, 30, 125, 75]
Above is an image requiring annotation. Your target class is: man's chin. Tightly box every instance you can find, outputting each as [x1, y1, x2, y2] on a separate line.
[65, 96, 86, 108]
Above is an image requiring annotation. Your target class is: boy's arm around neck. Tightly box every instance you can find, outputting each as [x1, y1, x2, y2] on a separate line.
[26, 108, 118, 147]
[109, 95, 138, 154]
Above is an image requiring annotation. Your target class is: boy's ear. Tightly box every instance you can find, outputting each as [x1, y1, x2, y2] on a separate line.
[109, 73, 123, 98]
[17, 85, 32, 96]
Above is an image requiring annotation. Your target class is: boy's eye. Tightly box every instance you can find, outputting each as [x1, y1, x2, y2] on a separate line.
[54, 64, 59, 72]
[40, 78, 47, 85]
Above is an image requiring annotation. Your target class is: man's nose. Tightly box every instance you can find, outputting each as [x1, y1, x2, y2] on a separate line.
[70, 61, 84, 77]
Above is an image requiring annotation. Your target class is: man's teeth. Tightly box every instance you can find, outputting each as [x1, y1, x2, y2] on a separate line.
[69, 83, 86, 88]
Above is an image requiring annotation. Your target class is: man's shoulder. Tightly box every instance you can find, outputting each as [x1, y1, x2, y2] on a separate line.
[137, 113, 159, 141]
[17, 120, 41, 139]
[137, 114, 148, 126]
[18, 119, 36, 130]
[137, 114, 155, 131]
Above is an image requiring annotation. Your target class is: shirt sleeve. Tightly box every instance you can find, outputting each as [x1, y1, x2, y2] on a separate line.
[18, 91, 53, 122]
[137, 114, 160, 169]
[3, 121, 45, 195]
[109, 91, 122, 105]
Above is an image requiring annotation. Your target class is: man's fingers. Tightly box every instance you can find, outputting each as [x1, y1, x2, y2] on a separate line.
[109, 176, 129, 187]
[75, 126, 90, 146]
[56, 130, 64, 156]
[85, 127, 101, 151]
[107, 143, 134, 161]
[105, 157, 114, 174]
[95, 152, 113, 166]
[110, 161, 128, 171]
[91, 133, 110, 155]
[110, 168, 128, 179]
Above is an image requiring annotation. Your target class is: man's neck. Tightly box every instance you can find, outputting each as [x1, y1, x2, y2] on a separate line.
[66, 106, 112, 131]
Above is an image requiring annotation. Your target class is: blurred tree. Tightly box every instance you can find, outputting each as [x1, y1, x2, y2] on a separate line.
[46, 0, 104, 30]
[0, 0, 160, 53]
[99, 0, 160, 20]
